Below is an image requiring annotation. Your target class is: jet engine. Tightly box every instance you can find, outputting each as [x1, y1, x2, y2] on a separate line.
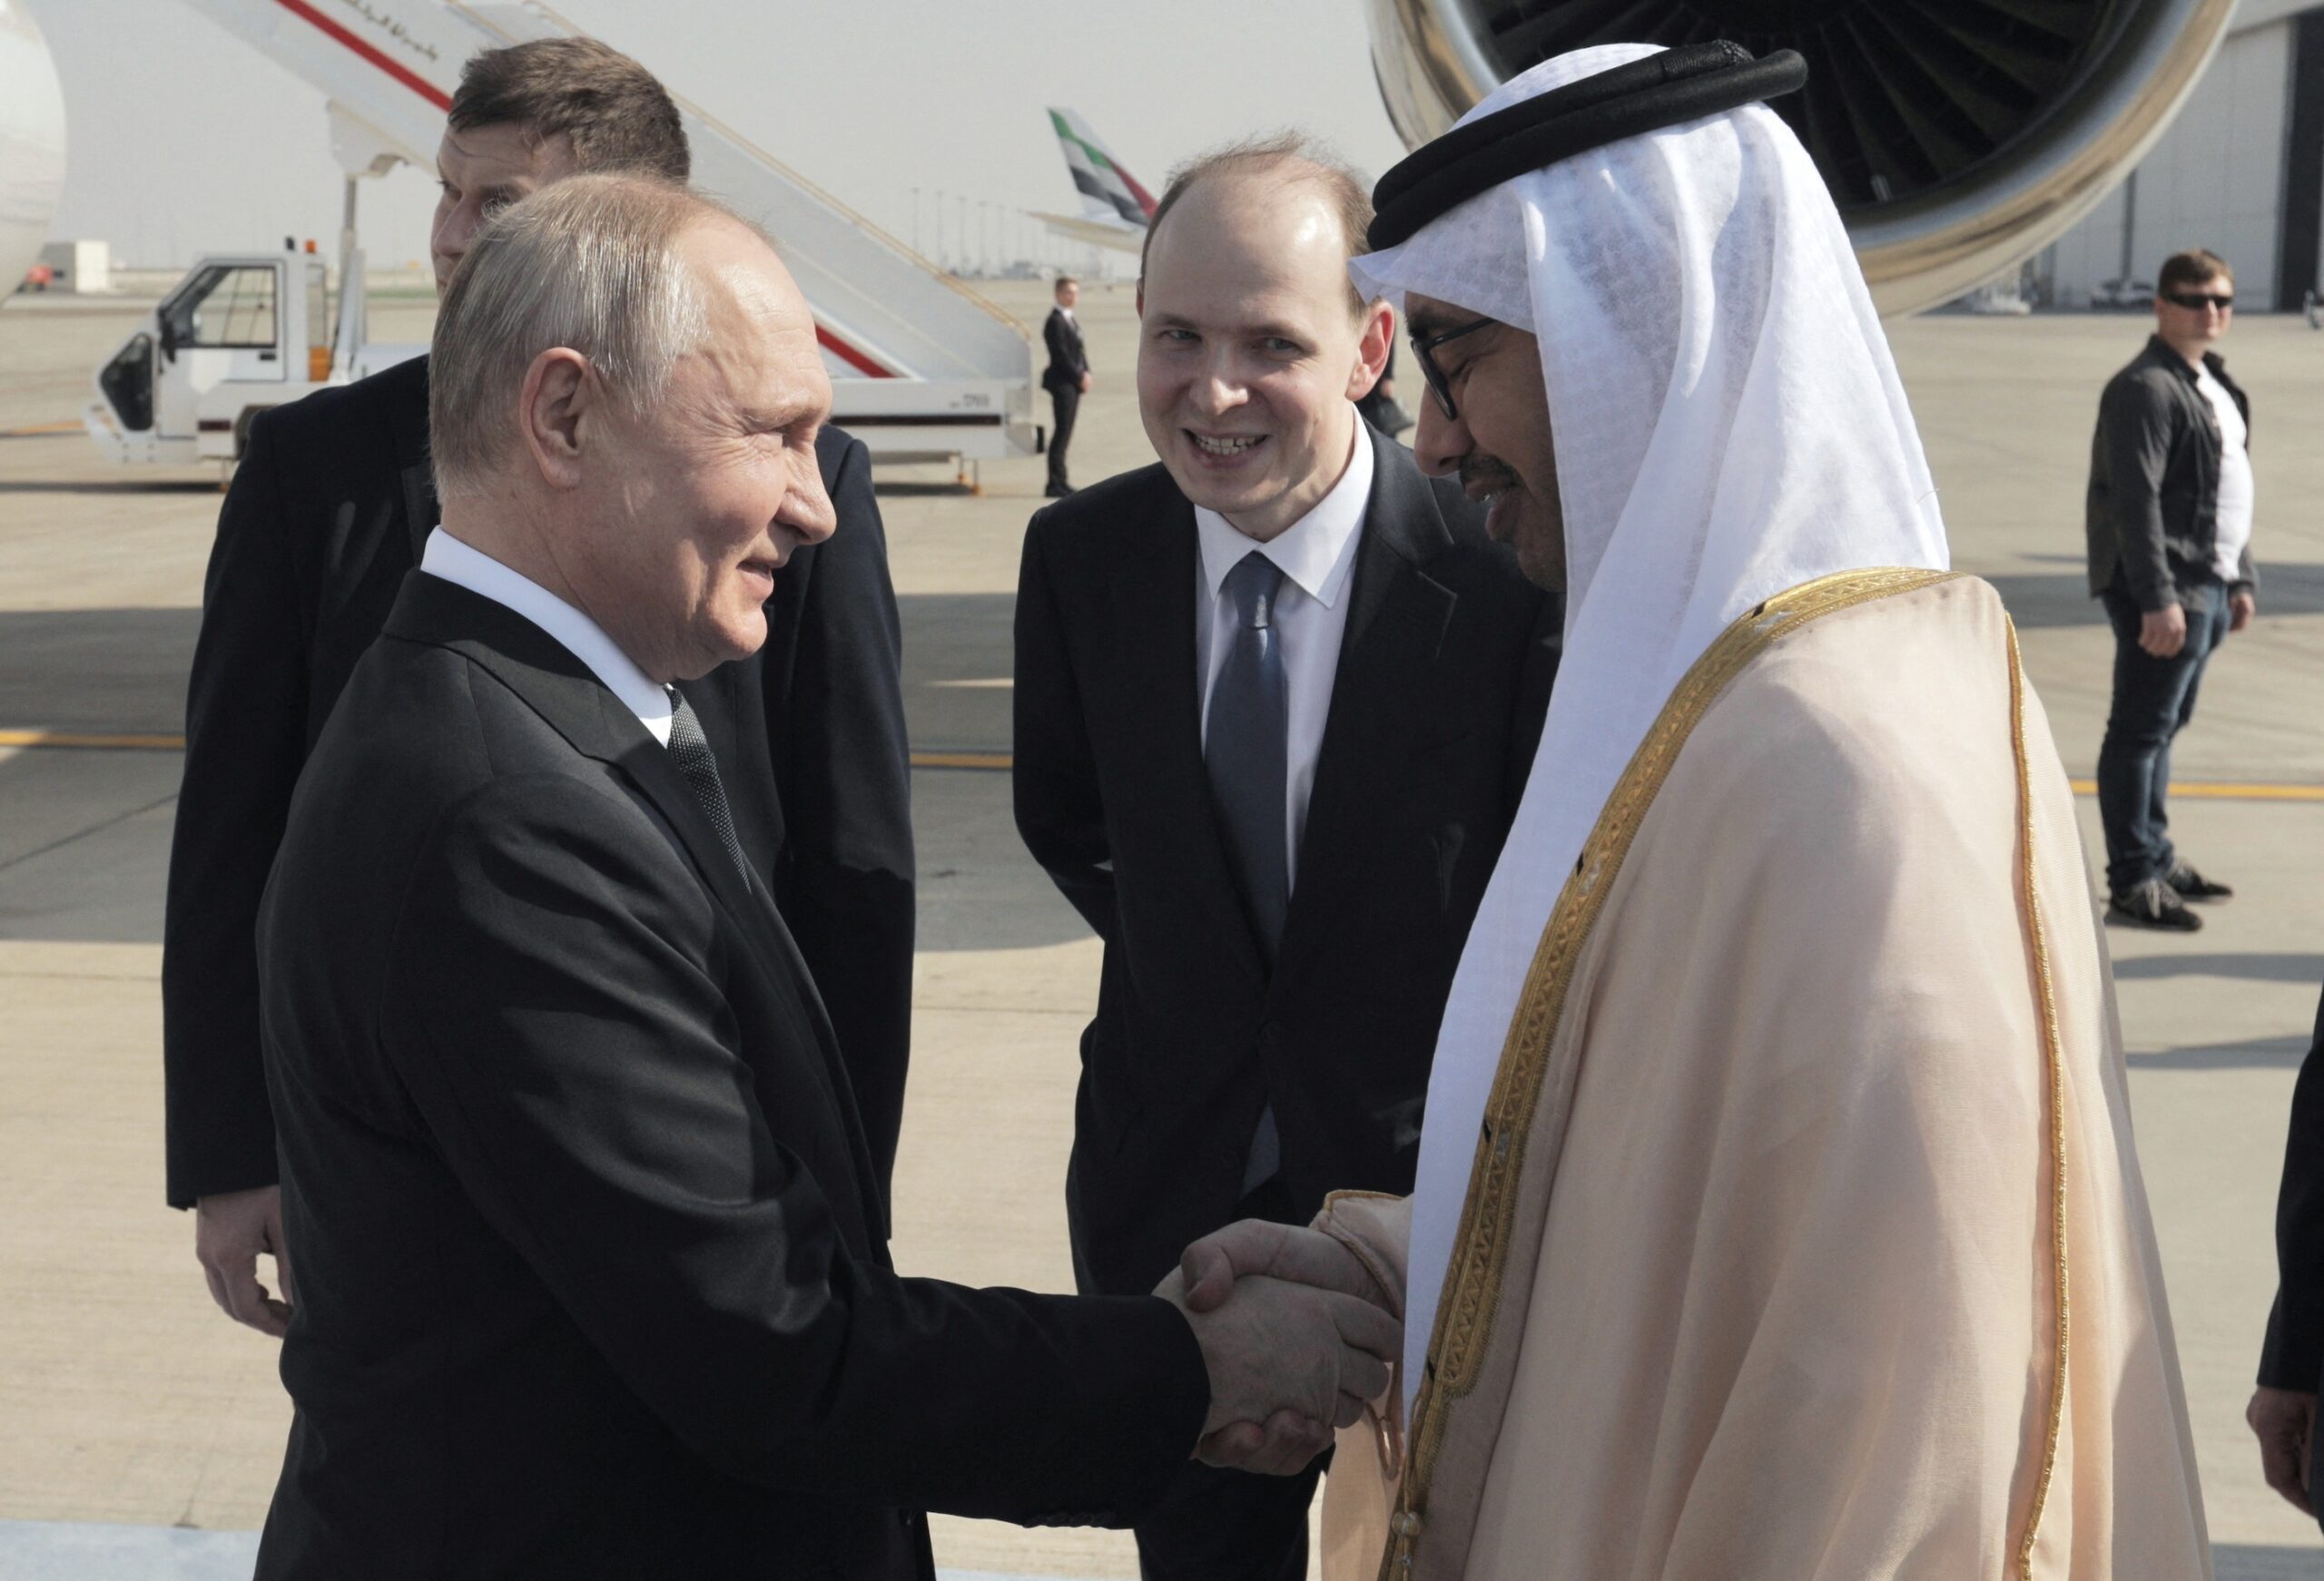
[0, 0, 67, 299]
[1368, 0, 2235, 312]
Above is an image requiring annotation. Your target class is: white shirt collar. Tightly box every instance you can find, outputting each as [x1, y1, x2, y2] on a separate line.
[419, 527, 675, 746]
[1194, 416, 1374, 608]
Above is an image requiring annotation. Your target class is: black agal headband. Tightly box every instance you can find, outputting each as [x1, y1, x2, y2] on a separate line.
[1367, 41, 1809, 251]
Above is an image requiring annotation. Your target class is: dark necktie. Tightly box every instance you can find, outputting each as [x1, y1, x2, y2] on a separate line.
[664, 686, 751, 884]
[1205, 550, 1289, 1193]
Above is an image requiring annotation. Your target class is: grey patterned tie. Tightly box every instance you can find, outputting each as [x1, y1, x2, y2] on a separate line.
[664, 686, 751, 884]
[1206, 551, 1289, 1193]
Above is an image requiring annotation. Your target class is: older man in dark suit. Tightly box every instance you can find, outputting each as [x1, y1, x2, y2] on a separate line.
[253, 172, 1395, 1579]
[1013, 134, 1557, 1581]
[164, 37, 914, 1338]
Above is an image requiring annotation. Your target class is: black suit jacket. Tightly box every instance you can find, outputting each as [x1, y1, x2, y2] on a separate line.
[1042, 308, 1088, 393]
[2260, 984, 2324, 1391]
[253, 574, 1206, 1579]
[1013, 427, 1559, 1295]
[162, 354, 917, 1213]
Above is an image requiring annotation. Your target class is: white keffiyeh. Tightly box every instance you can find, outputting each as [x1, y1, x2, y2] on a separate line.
[1349, 43, 1953, 1410]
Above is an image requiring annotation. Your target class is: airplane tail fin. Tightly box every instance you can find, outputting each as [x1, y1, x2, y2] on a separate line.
[1048, 107, 1157, 229]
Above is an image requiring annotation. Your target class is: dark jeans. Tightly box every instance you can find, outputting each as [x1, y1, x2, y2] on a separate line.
[1133, 1175, 1324, 1581]
[1047, 381, 1080, 492]
[2095, 576, 2230, 895]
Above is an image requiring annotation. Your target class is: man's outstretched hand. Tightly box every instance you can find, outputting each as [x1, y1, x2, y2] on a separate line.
[1159, 1219, 1401, 1476]
[195, 1183, 294, 1337]
[1178, 1219, 1390, 1315]
[1157, 1259, 1396, 1476]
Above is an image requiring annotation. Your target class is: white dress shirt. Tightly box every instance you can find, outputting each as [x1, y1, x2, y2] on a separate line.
[2194, 363, 2254, 583]
[1194, 417, 1374, 890]
[419, 528, 675, 746]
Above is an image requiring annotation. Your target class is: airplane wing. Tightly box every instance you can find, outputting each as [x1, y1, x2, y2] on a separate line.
[1029, 212, 1145, 255]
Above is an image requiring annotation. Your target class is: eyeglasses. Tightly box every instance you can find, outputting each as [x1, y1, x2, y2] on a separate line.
[1410, 315, 1498, 421]
[2162, 290, 2234, 311]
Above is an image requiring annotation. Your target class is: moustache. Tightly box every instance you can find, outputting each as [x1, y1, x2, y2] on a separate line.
[1459, 457, 1521, 496]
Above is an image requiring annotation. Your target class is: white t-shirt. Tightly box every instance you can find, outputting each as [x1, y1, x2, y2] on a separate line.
[2194, 362, 2254, 583]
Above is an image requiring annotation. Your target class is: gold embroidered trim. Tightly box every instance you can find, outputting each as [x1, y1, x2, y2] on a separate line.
[1383, 566, 1960, 1580]
[2008, 619, 2072, 1579]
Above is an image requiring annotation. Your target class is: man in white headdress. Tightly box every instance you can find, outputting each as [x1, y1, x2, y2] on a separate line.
[1176, 40, 2211, 1579]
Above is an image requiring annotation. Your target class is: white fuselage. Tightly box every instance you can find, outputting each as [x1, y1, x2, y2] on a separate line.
[0, 0, 67, 295]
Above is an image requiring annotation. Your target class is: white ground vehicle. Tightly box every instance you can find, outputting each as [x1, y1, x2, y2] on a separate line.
[84, 0, 1041, 479]
[84, 240, 422, 466]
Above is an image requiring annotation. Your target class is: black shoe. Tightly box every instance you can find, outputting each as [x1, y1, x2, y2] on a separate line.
[1043, 482, 1074, 499]
[2107, 879, 2202, 932]
[2164, 860, 2233, 901]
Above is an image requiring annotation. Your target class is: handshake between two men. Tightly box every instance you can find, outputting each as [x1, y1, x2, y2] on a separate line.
[1159, 1217, 1402, 1477]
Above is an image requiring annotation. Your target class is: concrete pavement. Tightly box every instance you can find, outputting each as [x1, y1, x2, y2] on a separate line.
[3, 280, 2321, 1576]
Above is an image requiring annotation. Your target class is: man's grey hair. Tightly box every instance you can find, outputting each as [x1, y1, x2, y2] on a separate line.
[429, 173, 757, 496]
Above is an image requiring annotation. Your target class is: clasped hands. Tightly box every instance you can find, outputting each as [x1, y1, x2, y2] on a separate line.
[1157, 1219, 1399, 1476]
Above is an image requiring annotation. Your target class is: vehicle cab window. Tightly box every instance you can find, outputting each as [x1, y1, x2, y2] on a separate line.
[163, 265, 279, 350]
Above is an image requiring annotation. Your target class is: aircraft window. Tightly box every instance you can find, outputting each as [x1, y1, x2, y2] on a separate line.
[175, 266, 280, 349]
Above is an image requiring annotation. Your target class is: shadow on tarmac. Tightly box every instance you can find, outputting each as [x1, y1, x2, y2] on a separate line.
[0, 478, 220, 494]
[2214, 1541, 2324, 1579]
[1984, 565, 2324, 630]
[0, 594, 1027, 754]
[2128, 1034, 2312, 1071]
[0, 607, 197, 734]
[873, 480, 981, 498]
[2115, 953, 2324, 986]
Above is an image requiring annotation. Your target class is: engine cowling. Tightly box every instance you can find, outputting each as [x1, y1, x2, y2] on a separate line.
[1368, 0, 2235, 313]
[0, 0, 68, 299]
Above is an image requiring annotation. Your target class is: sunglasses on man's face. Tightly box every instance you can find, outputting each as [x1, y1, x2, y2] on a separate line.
[2162, 290, 2234, 311]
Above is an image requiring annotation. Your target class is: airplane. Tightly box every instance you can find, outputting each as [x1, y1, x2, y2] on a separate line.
[0, 0, 67, 296]
[1030, 107, 1153, 255]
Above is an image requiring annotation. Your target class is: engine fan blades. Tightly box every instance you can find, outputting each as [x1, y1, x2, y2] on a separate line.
[1472, 0, 2125, 213]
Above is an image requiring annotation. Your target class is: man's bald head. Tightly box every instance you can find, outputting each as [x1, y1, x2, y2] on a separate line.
[1135, 134, 1394, 542]
[1139, 133, 1374, 319]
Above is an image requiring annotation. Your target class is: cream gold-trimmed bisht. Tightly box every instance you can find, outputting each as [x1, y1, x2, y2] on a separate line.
[1317, 43, 2211, 1581]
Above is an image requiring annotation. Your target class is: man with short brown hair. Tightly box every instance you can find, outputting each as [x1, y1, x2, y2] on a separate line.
[1014, 133, 1556, 1579]
[436, 34, 687, 186]
[2086, 245, 2258, 930]
[164, 36, 915, 1337]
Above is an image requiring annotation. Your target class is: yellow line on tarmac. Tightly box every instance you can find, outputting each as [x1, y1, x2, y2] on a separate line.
[910, 751, 1013, 771]
[0, 729, 184, 751]
[11, 733, 2324, 799]
[2064, 778, 2324, 802]
[0, 420, 80, 437]
[0, 729, 1019, 771]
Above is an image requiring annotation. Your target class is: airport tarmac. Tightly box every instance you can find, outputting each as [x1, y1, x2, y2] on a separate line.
[2, 278, 2321, 1579]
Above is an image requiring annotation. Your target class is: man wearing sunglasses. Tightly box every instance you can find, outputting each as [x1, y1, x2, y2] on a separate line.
[2086, 247, 2259, 932]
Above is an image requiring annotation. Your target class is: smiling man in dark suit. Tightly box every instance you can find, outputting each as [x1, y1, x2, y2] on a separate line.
[164, 37, 914, 1338]
[253, 173, 1397, 1579]
[1012, 133, 1558, 1581]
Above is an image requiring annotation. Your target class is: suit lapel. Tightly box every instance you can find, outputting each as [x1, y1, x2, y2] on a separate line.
[1275, 432, 1458, 988]
[617, 733, 890, 1249]
[1108, 494, 1268, 987]
[385, 575, 887, 1245]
